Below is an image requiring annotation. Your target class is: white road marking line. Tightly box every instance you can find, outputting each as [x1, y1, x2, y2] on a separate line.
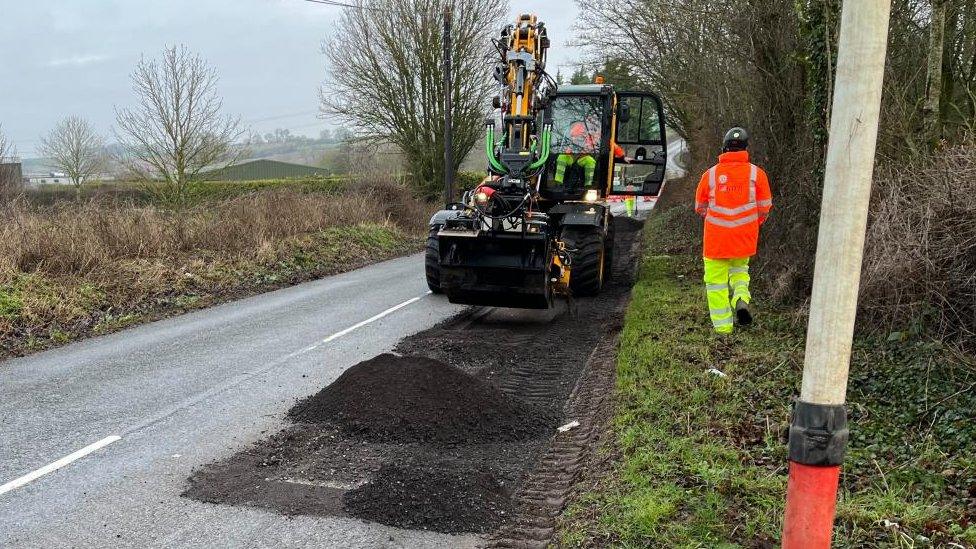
[125, 293, 431, 435]
[318, 295, 424, 345]
[284, 294, 428, 354]
[0, 436, 121, 496]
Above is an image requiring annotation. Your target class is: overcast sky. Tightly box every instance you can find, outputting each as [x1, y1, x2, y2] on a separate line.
[0, 1, 581, 157]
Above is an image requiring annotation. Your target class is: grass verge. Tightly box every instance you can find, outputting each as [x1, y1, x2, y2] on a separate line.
[557, 207, 976, 548]
[0, 223, 419, 359]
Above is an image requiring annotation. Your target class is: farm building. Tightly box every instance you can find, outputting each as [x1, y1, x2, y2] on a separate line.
[25, 172, 70, 185]
[22, 172, 115, 187]
[0, 159, 23, 192]
[204, 159, 331, 181]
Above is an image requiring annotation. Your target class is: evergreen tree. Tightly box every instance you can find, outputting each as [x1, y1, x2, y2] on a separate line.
[570, 65, 591, 85]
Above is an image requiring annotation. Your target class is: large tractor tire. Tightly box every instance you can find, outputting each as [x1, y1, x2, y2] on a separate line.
[562, 225, 605, 297]
[425, 226, 443, 294]
[603, 214, 616, 282]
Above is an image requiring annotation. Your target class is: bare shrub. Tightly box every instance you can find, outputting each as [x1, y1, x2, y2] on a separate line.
[345, 175, 434, 232]
[860, 142, 976, 341]
[38, 116, 106, 198]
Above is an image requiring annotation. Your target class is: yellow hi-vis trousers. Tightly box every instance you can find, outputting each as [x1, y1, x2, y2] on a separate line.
[703, 257, 751, 333]
[554, 154, 597, 186]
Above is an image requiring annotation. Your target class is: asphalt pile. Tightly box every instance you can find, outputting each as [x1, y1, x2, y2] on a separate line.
[288, 353, 554, 444]
[343, 461, 514, 533]
[285, 353, 549, 532]
[186, 353, 556, 534]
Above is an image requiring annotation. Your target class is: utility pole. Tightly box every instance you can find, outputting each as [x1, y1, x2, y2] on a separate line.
[442, 5, 455, 206]
[782, 1, 892, 548]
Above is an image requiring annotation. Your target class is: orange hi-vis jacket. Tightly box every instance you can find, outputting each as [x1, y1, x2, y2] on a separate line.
[694, 150, 772, 259]
[566, 122, 626, 158]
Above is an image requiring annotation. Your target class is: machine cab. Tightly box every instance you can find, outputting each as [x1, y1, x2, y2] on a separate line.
[539, 85, 667, 200]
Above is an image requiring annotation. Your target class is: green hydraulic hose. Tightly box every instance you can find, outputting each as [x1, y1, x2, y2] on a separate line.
[527, 125, 552, 171]
[486, 126, 507, 174]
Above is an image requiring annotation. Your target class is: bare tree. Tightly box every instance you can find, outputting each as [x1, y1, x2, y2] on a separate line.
[321, 0, 508, 198]
[38, 116, 106, 199]
[115, 45, 243, 205]
[576, 0, 976, 344]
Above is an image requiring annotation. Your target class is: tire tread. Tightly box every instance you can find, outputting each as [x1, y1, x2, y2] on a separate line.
[562, 226, 604, 296]
[425, 227, 443, 294]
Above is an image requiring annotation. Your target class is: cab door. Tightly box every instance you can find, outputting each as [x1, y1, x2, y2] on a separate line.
[612, 92, 668, 197]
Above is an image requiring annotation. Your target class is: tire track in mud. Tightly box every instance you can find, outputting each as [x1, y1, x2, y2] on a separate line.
[486, 336, 619, 548]
[485, 220, 641, 548]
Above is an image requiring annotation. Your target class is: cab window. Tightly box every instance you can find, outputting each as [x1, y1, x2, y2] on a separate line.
[549, 96, 604, 155]
[612, 93, 668, 196]
[616, 96, 641, 143]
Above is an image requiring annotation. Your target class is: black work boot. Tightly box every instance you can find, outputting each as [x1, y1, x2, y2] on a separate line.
[735, 300, 753, 326]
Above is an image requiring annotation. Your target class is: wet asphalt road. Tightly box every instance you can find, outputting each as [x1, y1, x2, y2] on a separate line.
[0, 253, 477, 549]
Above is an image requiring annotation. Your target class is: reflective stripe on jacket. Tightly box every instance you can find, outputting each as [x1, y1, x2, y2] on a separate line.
[694, 150, 772, 258]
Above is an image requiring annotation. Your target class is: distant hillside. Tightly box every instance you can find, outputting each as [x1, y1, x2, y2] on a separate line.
[21, 157, 54, 175]
[21, 142, 338, 178]
[242, 128, 345, 167]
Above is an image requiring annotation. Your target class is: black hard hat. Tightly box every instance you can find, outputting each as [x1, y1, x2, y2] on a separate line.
[722, 127, 749, 152]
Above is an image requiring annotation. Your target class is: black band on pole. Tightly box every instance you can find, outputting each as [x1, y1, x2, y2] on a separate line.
[788, 400, 849, 466]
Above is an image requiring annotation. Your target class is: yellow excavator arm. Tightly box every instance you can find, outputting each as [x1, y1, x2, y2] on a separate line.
[486, 14, 552, 178]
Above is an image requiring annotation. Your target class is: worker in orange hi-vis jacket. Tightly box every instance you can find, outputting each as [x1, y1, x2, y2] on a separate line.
[694, 127, 772, 333]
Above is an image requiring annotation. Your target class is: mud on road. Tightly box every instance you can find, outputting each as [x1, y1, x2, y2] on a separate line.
[184, 217, 644, 543]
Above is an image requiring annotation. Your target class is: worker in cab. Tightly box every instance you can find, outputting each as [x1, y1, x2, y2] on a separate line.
[554, 120, 630, 188]
[554, 120, 599, 187]
[694, 127, 772, 333]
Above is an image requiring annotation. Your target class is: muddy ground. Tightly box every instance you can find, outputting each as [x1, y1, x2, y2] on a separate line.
[184, 216, 644, 540]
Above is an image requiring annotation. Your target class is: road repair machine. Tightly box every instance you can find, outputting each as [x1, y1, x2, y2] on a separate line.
[426, 14, 668, 308]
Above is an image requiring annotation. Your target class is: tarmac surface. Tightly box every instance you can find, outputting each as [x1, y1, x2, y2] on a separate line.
[0, 253, 477, 548]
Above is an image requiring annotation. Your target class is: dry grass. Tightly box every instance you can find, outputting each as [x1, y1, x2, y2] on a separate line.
[0, 177, 432, 357]
[0, 176, 427, 276]
[861, 142, 976, 342]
